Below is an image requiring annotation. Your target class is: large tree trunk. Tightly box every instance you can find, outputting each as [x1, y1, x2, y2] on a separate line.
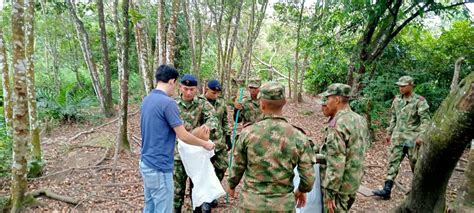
[133, 0, 153, 93]
[97, 0, 115, 117]
[153, 0, 166, 71]
[25, 0, 43, 177]
[453, 140, 474, 211]
[66, 0, 107, 116]
[115, 0, 131, 152]
[166, 0, 180, 65]
[396, 72, 474, 212]
[293, 0, 304, 102]
[0, 29, 12, 135]
[10, 0, 29, 211]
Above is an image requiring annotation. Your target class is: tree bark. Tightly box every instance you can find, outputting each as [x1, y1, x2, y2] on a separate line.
[153, 0, 166, 71]
[66, 0, 107, 116]
[10, 0, 29, 211]
[450, 57, 464, 93]
[293, 0, 305, 102]
[0, 29, 12, 135]
[182, 0, 198, 75]
[133, 0, 153, 93]
[97, 0, 115, 117]
[396, 72, 474, 212]
[25, 0, 43, 177]
[166, 0, 180, 65]
[453, 140, 474, 211]
[115, 0, 131, 152]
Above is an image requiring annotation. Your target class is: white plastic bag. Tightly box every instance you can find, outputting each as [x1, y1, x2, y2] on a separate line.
[177, 140, 226, 210]
[294, 164, 322, 213]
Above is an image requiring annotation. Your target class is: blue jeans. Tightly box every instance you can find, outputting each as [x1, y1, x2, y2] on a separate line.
[140, 161, 174, 213]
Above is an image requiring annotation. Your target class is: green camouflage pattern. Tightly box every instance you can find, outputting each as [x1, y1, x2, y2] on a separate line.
[240, 98, 262, 124]
[248, 79, 262, 88]
[201, 95, 231, 151]
[173, 95, 218, 208]
[322, 189, 356, 213]
[387, 93, 430, 147]
[395, 75, 414, 86]
[320, 83, 351, 97]
[211, 149, 228, 181]
[227, 115, 315, 211]
[319, 107, 369, 204]
[258, 82, 285, 100]
[386, 145, 419, 181]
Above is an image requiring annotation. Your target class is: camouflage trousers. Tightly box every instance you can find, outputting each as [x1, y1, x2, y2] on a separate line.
[237, 208, 294, 213]
[173, 160, 192, 209]
[211, 149, 229, 181]
[322, 189, 355, 213]
[385, 144, 419, 181]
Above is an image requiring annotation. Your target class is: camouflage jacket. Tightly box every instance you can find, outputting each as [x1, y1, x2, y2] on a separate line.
[201, 95, 231, 151]
[320, 107, 369, 198]
[236, 97, 262, 125]
[227, 115, 315, 211]
[174, 95, 218, 160]
[387, 93, 430, 147]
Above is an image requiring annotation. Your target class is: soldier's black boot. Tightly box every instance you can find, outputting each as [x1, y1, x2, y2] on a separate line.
[373, 180, 394, 200]
[210, 199, 218, 208]
[202, 202, 212, 213]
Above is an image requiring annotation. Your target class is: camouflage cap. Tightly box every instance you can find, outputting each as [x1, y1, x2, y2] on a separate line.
[395, 76, 414, 86]
[320, 83, 351, 97]
[248, 78, 261, 88]
[317, 96, 328, 105]
[258, 81, 285, 100]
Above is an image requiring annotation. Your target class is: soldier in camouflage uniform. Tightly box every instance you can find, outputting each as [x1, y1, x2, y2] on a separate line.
[318, 83, 369, 213]
[233, 79, 263, 125]
[373, 76, 430, 200]
[227, 82, 315, 212]
[174, 74, 218, 212]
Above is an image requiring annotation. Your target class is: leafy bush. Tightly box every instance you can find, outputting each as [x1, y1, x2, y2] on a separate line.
[36, 82, 94, 123]
[0, 107, 12, 177]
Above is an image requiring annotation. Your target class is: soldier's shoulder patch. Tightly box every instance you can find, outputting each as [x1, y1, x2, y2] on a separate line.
[328, 117, 337, 127]
[291, 125, 308, 135]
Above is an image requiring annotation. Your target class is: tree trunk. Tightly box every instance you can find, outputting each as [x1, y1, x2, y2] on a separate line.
[0, 29, 12, 135]
[153, 0, 166, 71]
[25, 0, 43, 177]
[115, 0, 131, 152]
[133, 1, 153, 93]
[66, 0, 107, 116]
[11, 0, 29, 211]
[182, 0, 197, 75]
[166, 0, 180, 65]
[396, 72, 474, 212]
[97, 0, 115, 117]
[450, 57, 465, 93]
[298, 53, 309, 102]
[293, 0, 305, 102]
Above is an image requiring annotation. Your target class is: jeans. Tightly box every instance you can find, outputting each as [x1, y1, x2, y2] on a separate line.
[140, 160, 174, 213]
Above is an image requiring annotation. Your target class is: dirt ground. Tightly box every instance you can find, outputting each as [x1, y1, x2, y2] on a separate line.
[0, 96, 468, 212]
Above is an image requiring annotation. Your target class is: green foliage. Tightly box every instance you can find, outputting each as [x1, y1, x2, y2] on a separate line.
[0, 107, 12, 177]
[36, 82, 94, 123]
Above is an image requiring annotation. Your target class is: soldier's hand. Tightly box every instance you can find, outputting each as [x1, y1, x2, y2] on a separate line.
[385, 136, 391, 145]
[326, 199, 336, 213]
[294, 190, 306, 208]
[202, 141, 215, 151]
[234, 100, 243, 110]
[227, 186, 236, 198]
[416, 137, 423, 145]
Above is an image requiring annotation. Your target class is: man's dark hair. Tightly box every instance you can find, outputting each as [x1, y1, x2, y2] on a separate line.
[155, 64, 179, 83]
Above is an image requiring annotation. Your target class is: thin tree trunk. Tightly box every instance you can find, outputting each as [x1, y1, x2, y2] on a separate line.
[397, 72, 474, 212]
[115, 0, 131, 152]
[224, 0, 244, 99]
[153, 0, 166, 70]
[166, 0, 180, 65]
[293, 0, 305, 102]
[133, 1, 153, 93]
[66, 0, 107, 116]
[25, 0, 43, 177]
[11, 0, 29, 211]
[0, 29, 12, 135]
[298, 53, 309, 102]
[450, 57, 464, 93]
[182, 0, 197, 75]
[97, 0, 114, 117]
[192, 0, 204, 74]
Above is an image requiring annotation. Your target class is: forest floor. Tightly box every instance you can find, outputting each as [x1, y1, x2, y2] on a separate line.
[0, 95, 469, 212]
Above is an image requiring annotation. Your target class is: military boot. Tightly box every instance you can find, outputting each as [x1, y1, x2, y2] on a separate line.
[202, 202, 212, 213]
[373, 180, 394, 200]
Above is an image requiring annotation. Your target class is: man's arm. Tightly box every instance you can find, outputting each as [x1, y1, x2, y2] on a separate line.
[297, 136, 316, 193]
[174, 125, 214, 151]
[321, 129, 347, 200]
[416, 98, 430, 142]
[227, 130, 248, 190]
[387, 98, 397, 135]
